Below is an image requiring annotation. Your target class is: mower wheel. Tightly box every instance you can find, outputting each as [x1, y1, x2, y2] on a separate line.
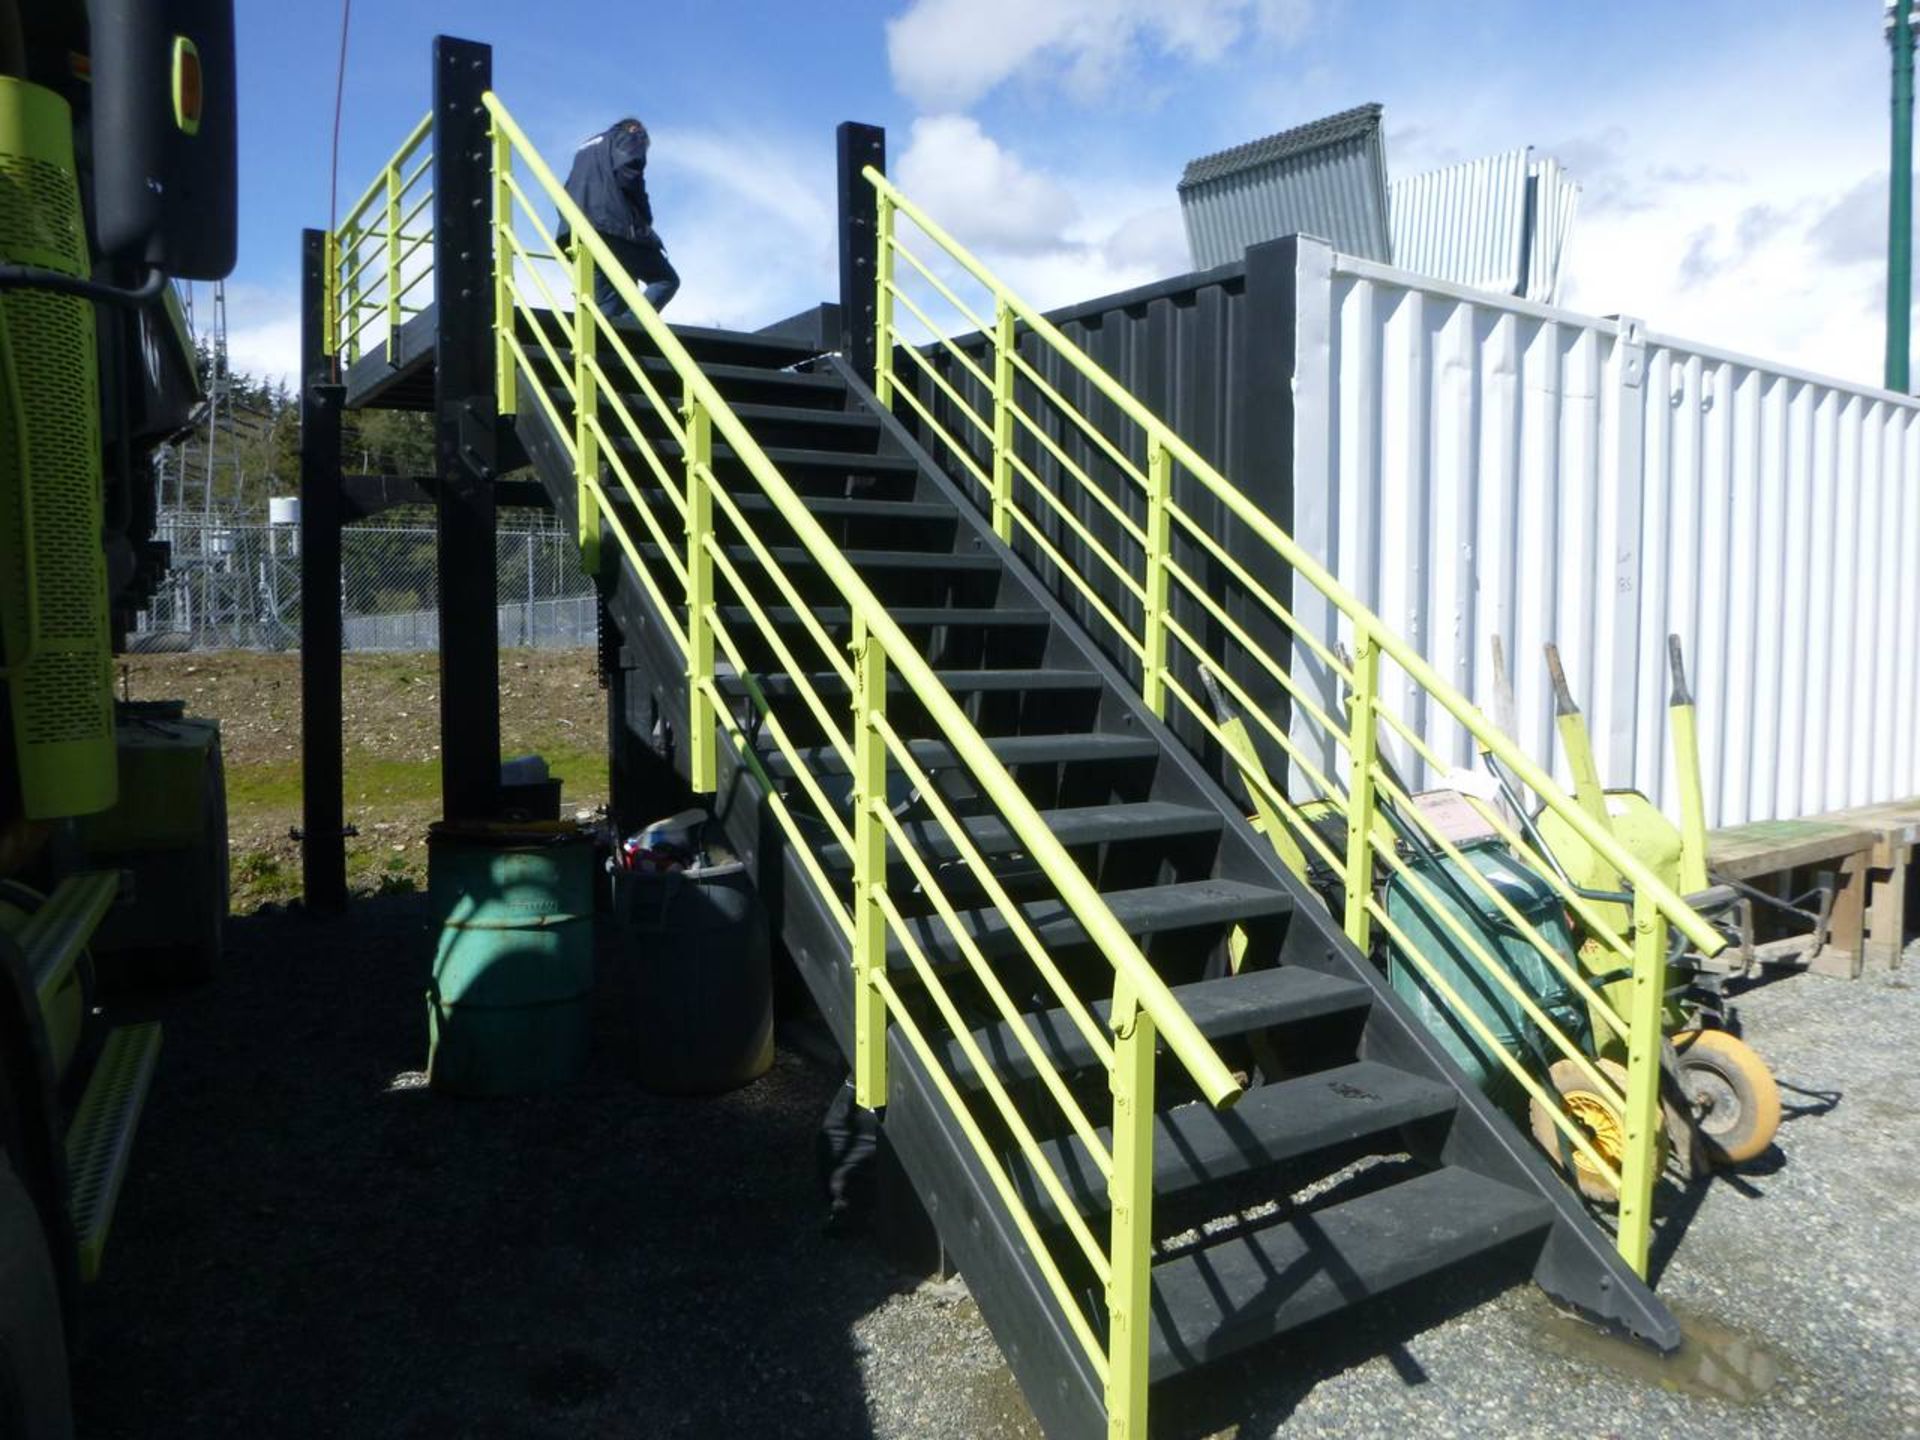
[1672, 1028, 1781, 1165]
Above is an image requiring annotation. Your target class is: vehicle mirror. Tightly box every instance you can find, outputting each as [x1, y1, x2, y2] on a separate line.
[89, 0, 236, 281]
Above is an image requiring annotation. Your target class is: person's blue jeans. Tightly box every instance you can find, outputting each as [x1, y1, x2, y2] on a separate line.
[595, 233, 680, 318]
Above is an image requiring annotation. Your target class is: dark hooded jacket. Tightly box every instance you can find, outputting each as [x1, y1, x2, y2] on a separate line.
[558, 119, 653, 247]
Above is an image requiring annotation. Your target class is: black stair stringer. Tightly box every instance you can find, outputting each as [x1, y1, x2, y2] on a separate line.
[885, 1034, 1108, 1440]
[839, 353, 1684, 1355]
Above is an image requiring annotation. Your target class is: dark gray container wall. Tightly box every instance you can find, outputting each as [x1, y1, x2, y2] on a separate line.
[908, 238, 1303, 799]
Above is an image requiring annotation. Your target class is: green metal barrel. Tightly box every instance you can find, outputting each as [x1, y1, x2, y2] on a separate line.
[426, 820, 595, 1096]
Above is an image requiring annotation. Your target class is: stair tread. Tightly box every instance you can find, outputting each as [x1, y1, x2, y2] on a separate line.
[716, 668, 1098, 700]
[818, 800, 1221, 870]
[638, 543, 999, 572]
[762, 730, 1159, 778]
[1147, 1165, 1553, 1379]
[655, 401, 878, 431]
[612, 493, 952, 524]
[1012, 1061, 1457, 1228]
[888, 879, 1292, 969]
[65, 1021, 162, 1283]
[718, 605, 1049, 629]
[938, 966, 1373, 1090]
[612, 436, 921, 473]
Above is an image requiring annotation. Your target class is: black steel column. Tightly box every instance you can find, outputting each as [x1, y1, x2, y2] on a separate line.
[835, 122, 886, 387]
[298, 227, 347, 912]
[431, 35, 501, 822]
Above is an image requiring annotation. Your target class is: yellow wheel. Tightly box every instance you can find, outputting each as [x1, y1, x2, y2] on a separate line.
[1528, 1058, 1665, 1205]
[1672, 1029, 1781, 1166]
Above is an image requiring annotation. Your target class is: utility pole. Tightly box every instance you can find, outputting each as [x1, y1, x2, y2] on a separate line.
[1889, 0, 1914, 392]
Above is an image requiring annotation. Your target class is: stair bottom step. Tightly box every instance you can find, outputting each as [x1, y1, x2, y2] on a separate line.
[1147, 1164, 1553, 1380]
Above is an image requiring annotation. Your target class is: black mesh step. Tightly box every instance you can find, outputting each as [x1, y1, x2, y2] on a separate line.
[887, 880, 1291, 970]
[816, 800, 1220, 870]
[1008, 1061, 1457, 1228]
[717, 668, 1097, 702]
[1147, 1165, 1553, 1380]
[639, 543, 998, 574]
[934, 966, 1371, 1090]
[613, 437, 920, 476]
[717, 605, 1049, 632]
[761, 731, 1159, 779]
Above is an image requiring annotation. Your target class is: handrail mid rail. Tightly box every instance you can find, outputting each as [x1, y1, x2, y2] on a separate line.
[327, 111, 435, 366]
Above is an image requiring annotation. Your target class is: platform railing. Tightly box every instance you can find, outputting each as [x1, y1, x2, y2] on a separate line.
[866, 166, 1727, 1290]
[327, 112, 434, 366]
[479, 93, 1241, 1440]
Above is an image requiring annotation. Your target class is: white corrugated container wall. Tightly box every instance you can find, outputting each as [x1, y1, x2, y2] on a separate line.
[1387, 148, 1531, 296]
[1288, 238, 1920, 828]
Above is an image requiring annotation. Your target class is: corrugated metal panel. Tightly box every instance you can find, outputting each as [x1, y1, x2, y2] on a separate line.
[1179, 105, 1391, 267]
[1290, 242, 1920, 827]
[1524, 157, 1580, 303]
[1388, 149, 1531, 296]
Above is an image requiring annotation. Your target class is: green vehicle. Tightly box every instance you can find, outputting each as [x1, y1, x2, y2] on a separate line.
[0, 3, 236, 1434]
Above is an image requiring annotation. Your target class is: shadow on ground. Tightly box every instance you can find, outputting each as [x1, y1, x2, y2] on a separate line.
[74, 892, 898, 1438]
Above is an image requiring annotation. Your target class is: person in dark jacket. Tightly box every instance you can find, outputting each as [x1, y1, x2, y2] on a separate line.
[557, 117, 680, 318]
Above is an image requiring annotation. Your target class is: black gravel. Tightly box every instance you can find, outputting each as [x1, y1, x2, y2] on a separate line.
[74, 899, 1918, 1438]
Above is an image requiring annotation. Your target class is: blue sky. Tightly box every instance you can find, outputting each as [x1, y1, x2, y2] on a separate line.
[221, 1, 1898, 387]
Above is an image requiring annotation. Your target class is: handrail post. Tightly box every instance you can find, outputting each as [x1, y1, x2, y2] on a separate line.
[851, 619, 889, 1108]
[1615, 887, 1667, 1276]
[1106, 978, 1155, 1439]
[1141, 438, 1172, 717]
[1342, 630, 1380, 948]
[686, 395, 717, 793]
[342, 225, 361, 367]
[573, 241, 601, 575]
[321, 229, 339, 365]
[991, 298, 1015, 540]
[384, 162, 401, 363]
[492, 118, 516, 417]
[873, 191, 895, 407]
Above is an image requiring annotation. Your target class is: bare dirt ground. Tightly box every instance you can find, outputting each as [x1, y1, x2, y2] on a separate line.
[121, 649, 609, 909]
[72, 889, 1917, 1438]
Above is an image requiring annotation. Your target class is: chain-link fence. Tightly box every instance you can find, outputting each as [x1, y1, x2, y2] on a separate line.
[131, 510, 596, 653]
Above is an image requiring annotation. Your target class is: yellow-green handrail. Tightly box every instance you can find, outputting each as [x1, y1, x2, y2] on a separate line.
[866, 165, 1720, 959]
[482, 92, 1237, 1109]
[327, 111, 434, 364]
[867, 165, 1718, 1304]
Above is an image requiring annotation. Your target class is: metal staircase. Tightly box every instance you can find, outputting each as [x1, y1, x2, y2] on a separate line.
[501, 310, 1673, 1437]
[321, 52, 1720, 1438]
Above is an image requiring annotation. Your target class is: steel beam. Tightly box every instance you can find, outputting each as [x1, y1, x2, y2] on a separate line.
[836, 122, 886, 388]
[431, 35, 502, 822]
[298, 227, 347, 912]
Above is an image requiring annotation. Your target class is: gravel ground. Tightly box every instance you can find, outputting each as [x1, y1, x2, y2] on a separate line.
[75, 899, 1916, 1438]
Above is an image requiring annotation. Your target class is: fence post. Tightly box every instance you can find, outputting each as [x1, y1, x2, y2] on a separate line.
[991, 299, 1015, 540]
[573, 241, 601, 575]
[1342, 630, 1380, 949]
[492, 117, 516, 416]
[1615, 886, 1667, 1276]
[1106, 978, 1156, 1440]
[524, 530, 535, 646]
[685, 396, 716, 793]
[1141, 438, 1172, 717]
[852, 619, 889, 1108]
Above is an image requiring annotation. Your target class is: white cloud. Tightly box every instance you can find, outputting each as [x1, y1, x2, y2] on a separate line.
[886, 0, 1314, 110]
[218, 282, 301, 389]
[896, 116, 1080, 255]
